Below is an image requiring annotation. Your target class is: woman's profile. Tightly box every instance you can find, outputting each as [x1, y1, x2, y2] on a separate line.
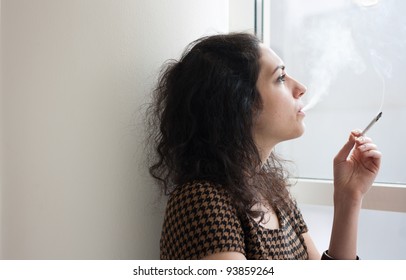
[146, 32, 381, 260]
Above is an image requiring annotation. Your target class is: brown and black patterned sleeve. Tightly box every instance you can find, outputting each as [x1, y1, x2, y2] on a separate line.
[290, 200, 309, 236]
[160, 181, 246, 259]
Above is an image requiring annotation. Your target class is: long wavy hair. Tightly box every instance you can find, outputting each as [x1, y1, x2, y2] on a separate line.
[146, 33, 293, 219]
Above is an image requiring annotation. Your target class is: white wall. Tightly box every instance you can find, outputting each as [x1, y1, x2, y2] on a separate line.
[0, 0, 228, 259]
[0, 0, 3, 258]
[229, 0, 255, 33]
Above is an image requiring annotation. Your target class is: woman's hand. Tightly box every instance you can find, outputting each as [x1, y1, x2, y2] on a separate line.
[333, 130, 382, 203]
[327, 130, 382, 260]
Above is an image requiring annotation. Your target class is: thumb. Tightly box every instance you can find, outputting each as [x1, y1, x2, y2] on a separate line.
[334, 130, 359, 164]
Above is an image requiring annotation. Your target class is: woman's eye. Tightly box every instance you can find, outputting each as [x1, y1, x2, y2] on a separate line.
[277, 74, 286, 83]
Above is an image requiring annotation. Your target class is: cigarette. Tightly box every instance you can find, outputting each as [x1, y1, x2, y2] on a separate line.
[360, 112, 382, 136]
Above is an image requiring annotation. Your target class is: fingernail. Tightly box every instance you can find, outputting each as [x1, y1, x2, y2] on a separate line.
[357, 136, 364, 142]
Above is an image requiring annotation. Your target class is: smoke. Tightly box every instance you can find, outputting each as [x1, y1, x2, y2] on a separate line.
[352, 0, 406, 112]
[303, 13, 366, 111]
[301, 18, 365, 111]
[300, 0, 406, 112]
[369, 49, 392, 79]
[369, 49, 392, 112]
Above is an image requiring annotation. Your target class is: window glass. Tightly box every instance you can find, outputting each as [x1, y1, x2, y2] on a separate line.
[267, 0, 406, 184]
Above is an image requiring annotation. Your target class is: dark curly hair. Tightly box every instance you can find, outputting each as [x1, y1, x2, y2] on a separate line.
[146, 32, 293, 219]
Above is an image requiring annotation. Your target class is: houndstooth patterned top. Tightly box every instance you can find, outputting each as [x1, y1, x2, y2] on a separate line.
[160, 181, 309, 260]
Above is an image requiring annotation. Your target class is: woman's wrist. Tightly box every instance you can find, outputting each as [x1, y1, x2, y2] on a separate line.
[321, 250, 360, 260]
[333, 192, 362, 226]
[333, 187, 364, 209]
[328, 187, 363, 260]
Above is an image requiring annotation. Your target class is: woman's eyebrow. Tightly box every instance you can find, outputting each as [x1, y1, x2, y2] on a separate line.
[272, 65, 285, 75]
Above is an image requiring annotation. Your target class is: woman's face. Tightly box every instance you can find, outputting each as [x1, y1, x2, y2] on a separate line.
[253, 44, 307, 155]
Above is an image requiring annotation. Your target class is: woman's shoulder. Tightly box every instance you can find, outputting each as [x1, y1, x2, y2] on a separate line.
[161, 180, 245, 260]
[169, 180, 232, 204]
[164, 180, 238, 222]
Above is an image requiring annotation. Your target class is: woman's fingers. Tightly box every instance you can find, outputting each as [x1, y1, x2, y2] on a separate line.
[355, 135, 372, 145]
[353, 134, 382, 173]
[355, 136, 381, 157]
[334, 132, 357, 164]
[365, 149, 382, 159]
[357, 143, 377, 152]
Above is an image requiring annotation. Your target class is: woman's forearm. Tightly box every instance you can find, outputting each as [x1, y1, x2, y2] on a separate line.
[327, 192, 363, 260]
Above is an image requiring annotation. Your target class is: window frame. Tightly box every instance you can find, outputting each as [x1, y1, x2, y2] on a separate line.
[291, 179, 406, 213]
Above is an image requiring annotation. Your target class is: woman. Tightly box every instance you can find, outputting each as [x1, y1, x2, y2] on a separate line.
[146, 32, 381, 260]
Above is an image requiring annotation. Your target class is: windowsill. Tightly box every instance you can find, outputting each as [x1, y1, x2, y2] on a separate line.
[290, 178, 406, 213]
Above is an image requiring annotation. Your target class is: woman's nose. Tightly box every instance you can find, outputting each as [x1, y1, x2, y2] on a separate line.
[293, 80, 307, 98]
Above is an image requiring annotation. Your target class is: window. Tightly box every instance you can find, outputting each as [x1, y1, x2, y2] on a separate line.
[257, 0, 406, 212]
